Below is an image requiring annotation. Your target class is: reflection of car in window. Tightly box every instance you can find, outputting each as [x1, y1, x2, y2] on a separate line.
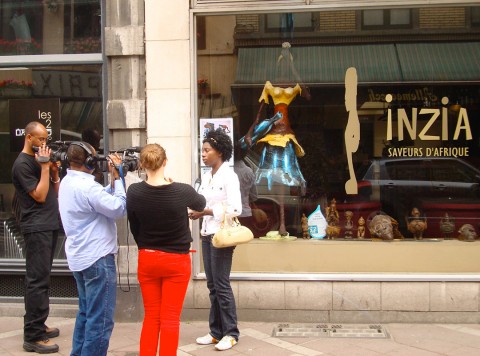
[356, 157, 480, 237]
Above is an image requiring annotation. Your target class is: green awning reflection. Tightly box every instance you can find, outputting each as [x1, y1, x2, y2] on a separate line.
[397, 42, 480, 82]
[235, 42, 480, 84]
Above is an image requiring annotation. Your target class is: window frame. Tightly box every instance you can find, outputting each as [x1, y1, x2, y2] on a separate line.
[190, 6, 480, 281]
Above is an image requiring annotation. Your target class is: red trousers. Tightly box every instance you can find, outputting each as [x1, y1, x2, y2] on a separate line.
[138, 249, 191, 356]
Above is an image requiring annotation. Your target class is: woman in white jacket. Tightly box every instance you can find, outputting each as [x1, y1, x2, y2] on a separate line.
[189, 128, 242, 351]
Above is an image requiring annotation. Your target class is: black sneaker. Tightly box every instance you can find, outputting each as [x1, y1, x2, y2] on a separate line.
[45, 327, 59, 339]
[23, 339, 59, 354]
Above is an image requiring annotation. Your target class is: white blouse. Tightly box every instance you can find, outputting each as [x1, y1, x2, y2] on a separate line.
[199, 162, 242, 236]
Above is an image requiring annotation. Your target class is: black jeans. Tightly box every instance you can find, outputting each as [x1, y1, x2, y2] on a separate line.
[23, 230, 58, 342]
[201, 235, 239, 341]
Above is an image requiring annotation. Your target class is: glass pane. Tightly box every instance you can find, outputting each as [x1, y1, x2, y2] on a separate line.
[0, 64, 102, 260]
[197, 10, 480, 239]
[0, 0, 101, 56]
[472, 6, 480, 25]
[363, 10, 384, 26]
[390, 9, 411, 25]
[266, 13, 313, 31]
[196, 7, 480, 274]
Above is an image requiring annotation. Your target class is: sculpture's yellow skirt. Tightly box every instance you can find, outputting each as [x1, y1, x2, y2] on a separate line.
[257, 133, 305, 157]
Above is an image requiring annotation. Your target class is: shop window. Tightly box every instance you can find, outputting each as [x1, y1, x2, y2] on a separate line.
[197, 10, 480, 240]
[0, 64, 103, 263]
[195, 7, 480, 275]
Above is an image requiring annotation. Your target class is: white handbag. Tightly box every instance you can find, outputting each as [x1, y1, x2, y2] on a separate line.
[212, 213, 254, 248]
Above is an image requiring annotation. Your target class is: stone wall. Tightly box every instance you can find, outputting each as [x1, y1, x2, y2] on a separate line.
[183, 280, 480, 323]
[105, 0, 146, 150]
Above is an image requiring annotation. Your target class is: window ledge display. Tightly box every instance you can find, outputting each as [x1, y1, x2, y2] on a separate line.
[224, 239, 480, 274]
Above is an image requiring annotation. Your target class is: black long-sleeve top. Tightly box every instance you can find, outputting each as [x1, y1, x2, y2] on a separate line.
[126, 181, 206, 254]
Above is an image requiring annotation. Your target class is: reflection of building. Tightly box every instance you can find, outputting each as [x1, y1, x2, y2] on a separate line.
[1, 1, 480, 324]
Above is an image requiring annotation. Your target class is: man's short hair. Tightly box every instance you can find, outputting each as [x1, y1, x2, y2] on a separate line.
[25, 121, 42, 136]
[67, 142, 94, 167]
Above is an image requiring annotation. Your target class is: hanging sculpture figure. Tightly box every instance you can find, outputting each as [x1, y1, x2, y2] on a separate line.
[240, 42, 310, 236]
[344, 67, 360, 195]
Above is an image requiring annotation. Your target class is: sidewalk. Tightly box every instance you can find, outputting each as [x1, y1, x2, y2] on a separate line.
[1, 316, 480, 355]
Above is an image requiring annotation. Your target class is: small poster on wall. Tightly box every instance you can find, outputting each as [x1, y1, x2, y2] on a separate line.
[9, 98, 61, 152]
[199, 117, 234, 175]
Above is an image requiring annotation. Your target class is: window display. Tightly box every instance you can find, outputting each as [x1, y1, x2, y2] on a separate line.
[196, 7, 480, 252]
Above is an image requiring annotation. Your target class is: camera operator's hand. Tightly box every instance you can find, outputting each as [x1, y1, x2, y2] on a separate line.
[50, 161, 61, 183]
[108, 153, 122, 180]
[36, 143, 51, 165]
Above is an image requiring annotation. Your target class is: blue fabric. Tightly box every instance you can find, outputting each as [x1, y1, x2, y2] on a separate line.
[59, 169, 126, 271]
[256, 141, 306, 193]
[201, 236, 239, 341]
[71, 254, 117, 356]
[238, 112, 283, 150]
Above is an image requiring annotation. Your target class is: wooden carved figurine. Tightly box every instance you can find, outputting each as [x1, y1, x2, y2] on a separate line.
[369, 214, 394, 240]
[439, 213, 455, 239]
[357, 216, 365, 239]
[326, 198, 340, 226]
[368, 213, 404, 241]
[344, 210, 353, 238]
[407, 207, 427, 240]
[458, 224, 478, 241]
[325, 198, 341, 239]
[301, 213, 310, 239]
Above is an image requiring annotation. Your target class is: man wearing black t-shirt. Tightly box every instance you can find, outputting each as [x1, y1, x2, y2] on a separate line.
[12, 121, 61, 354]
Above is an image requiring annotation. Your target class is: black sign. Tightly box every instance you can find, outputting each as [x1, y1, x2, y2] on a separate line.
[9, 98, 61, 152]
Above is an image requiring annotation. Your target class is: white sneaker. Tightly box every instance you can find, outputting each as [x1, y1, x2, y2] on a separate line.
[196, 333, 218, 345]
[215, 335, 237, 351]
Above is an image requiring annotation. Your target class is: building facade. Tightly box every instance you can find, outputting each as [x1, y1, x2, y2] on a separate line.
[1, 0, 480, 323]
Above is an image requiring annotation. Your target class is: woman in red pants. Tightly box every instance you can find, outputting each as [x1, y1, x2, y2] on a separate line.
[126, 144, 206, 355]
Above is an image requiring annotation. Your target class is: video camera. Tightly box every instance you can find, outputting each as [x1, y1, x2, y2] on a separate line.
[37, 141, 141, 175]
[103, 146, 142, 175]
[48, 141, 71, 163]
[33, 140, 71, 163]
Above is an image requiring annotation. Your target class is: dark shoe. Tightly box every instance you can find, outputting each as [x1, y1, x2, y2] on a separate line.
[45, 327, 59, 339]
[23, 339, 59, 354]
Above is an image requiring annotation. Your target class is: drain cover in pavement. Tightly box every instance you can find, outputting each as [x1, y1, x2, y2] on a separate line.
[273, 324, 389, 338]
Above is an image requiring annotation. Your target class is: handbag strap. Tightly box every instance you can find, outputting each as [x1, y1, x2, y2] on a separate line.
[220, 206, 228, 229]
[220, 206, 241, 228]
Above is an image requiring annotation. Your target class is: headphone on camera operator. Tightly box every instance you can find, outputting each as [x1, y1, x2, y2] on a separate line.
[67, 142, 121, 184]
[67, 141, 97, 170]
